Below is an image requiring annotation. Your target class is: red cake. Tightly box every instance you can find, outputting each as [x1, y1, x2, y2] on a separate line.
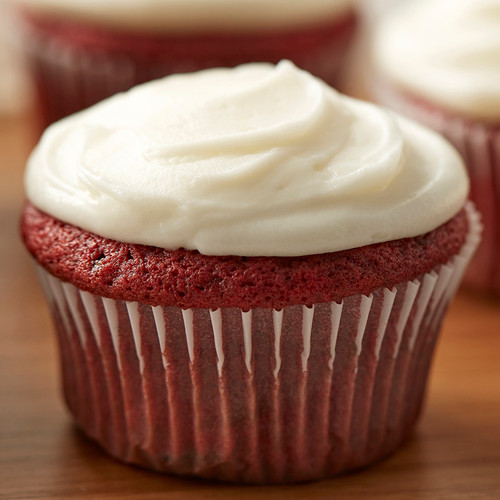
[20, 63, 480, 483]
[11, 0, 357, 129]
[23, 203, 470, 309]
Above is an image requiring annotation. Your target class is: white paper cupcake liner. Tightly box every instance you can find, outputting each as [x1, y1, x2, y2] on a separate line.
[375, 81, 499, 295]
[17, 12, 356, 129]
[34, 203, 480, 483]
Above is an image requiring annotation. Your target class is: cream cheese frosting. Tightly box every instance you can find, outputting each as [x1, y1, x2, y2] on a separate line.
[25, 61, 468, 257]
[12, 0, 354, 34]
[374, 0, 500, 121]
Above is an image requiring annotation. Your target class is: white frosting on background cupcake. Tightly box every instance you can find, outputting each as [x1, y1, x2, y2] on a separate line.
[11, 0, 355, 33]
[25, 61, 468, 256]
[374, 0, 500, 121]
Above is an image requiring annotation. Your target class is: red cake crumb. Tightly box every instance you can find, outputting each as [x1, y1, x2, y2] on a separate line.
[21, 203, 468, 309]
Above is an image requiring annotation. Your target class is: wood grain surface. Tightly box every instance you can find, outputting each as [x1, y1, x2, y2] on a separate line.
[1, 112, 500, 500]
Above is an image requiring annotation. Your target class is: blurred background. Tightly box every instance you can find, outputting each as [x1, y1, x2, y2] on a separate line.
[0, 0, 31, 115]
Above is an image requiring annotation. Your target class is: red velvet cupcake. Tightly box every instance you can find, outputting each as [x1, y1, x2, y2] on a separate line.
[9, 0, 357, 130]
[21, 62, 480, 483]
[373, 0, 500, 296]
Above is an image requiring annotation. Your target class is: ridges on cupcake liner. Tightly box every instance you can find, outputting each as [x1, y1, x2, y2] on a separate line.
[16, 8, 357, 129]
[34, 203, 480, 484]
[375, 80, 500, 296]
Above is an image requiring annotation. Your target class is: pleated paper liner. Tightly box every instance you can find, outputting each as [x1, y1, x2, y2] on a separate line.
[35, 202, 481, 483]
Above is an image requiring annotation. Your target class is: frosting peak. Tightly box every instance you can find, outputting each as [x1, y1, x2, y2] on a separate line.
[25, 61, 468, 256]
[374, 0, 500, 120]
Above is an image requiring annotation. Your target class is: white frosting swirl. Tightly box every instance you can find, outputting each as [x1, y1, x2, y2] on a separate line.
[374, 0, 500, 121]
[12, 0, 354, 34]
[25, 61, 468, 256]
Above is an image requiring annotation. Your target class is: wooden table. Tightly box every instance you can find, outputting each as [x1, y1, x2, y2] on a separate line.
[1, 112, 500, 500]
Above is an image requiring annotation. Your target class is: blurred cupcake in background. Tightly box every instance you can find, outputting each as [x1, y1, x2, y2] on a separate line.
[21, 62, 480, 483]
[343, 0, 406, 98]
[8, 0, 358, 130]
[372, 0, 500, 296]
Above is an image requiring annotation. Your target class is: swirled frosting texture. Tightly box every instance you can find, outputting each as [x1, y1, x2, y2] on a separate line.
[25, 61, 468, 256]
[12, 0, 354, 33]
[374, 0, 500, 121]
